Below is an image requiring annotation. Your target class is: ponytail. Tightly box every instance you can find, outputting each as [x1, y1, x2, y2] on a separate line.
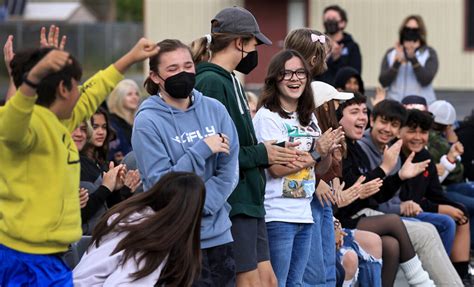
[190, 37, 210, 65]
[144, 77, 159, 95]
[190, 30, 253, 65]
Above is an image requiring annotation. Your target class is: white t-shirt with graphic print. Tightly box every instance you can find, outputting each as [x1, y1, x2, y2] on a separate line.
[253, 107, 321, 223]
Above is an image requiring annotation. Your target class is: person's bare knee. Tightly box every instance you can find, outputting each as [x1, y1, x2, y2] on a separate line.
[342, 250, 359, 280]
[355, 230, 382, 259]
[257, 261, 277, 287]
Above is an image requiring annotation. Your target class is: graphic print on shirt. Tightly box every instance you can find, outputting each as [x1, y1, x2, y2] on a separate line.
[171, 126, 216, 144]
[282, 122, 320, 199]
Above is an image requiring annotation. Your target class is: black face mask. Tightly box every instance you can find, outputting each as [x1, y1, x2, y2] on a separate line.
[324, 20, 340, 35]
[159, 71, 195, 99]
[400, 27, 421, 43]
[235, 50, 258, 75]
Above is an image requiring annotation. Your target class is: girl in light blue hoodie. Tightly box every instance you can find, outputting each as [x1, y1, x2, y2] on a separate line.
[132, 39, 239, 286]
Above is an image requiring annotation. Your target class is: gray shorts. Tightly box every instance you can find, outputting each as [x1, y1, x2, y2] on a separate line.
[231, 215, 270, 273]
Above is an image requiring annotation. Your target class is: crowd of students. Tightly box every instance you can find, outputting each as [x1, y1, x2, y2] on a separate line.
[1, 4, 474, 287]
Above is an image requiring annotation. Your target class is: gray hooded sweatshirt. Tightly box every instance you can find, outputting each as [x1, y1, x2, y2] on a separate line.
[358, 130, 403, 214]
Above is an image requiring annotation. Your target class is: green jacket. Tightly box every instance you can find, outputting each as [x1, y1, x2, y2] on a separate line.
[427, 131, 464, 184]
[196, 62, 268, 218]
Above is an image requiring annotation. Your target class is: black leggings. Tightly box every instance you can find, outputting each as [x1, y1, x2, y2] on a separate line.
[356, 214, 415, 287]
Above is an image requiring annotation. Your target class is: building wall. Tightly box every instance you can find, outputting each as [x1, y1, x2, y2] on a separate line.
[309, 0, 474, 90]
[144, 0, 242, 45]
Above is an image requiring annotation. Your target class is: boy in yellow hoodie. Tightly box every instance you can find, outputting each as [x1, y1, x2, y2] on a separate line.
[0, 38, 158, 286]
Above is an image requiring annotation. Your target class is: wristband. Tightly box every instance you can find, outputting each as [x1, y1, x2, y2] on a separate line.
[447, 156, 457, 164]
[22, 73, 39, 89]
[310, 150, 322, 163]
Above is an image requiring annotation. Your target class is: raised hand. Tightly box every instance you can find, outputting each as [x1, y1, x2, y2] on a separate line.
[102, 162, 126, 191]
[330, 126, 345, 153]
[447, 142, 464, 162]
[263, 140, 298, 165]
[204, 133, 230, 155]
[398, 152, 430, 181]
[79, 188, 89, 208]
[334, 176, 364, 207]
[3, 35, 14, 75]
[315, 127, 343, 158]
[114, 38, 160, 73]
[400, 200, 423, 216]
[380, 139, 402, 175]
[358, 178, 383, 199]
[394, 42, 406, 63]
[22, 50, 71, 95]
[40, 25, 67, 50]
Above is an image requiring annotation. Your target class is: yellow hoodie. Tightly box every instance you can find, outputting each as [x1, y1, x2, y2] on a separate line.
[0, 65, 123, 254]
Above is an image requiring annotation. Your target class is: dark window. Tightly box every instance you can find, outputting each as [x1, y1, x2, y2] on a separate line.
[466, 0, 474, 50]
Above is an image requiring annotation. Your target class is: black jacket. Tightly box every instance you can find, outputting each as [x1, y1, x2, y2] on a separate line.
[317, 32, 362, 85]
[338, 139, 402, 228]
[399, 149, 467, 216]
[457, 122, 474, 181]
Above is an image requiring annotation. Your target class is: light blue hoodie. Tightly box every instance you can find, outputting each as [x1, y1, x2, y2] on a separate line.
[132, 89, 239, 249]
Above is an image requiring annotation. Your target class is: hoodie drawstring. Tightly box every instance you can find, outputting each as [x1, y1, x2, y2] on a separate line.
[231, 74, 247, 115]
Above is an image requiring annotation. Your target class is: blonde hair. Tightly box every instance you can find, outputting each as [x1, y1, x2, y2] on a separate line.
[284, 28, 329, 77]
[245, 91, 258, 106]
[107, 79, 140, 125]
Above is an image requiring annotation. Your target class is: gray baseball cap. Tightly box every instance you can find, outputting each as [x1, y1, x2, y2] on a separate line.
[211, 6, 272, 45]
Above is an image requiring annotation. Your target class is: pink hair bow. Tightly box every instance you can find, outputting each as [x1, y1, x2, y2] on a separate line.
[311, 34, 326, 43]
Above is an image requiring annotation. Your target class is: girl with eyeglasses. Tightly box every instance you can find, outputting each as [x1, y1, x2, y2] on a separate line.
[253, 49, 324, 286]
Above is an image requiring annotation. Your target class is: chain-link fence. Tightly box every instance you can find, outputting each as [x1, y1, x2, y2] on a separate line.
[0, 22, 144, 99]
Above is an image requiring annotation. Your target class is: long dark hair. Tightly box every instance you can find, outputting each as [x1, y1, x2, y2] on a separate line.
[258, 49, 315, 126]
[81, 108, 114, 167]
[91, 172, 205, 286]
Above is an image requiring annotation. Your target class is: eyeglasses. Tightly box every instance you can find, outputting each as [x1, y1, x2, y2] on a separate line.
[280, 69, 307, 81]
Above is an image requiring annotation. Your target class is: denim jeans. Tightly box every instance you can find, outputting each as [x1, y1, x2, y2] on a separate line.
[322, 203, 336, 284]
[338, 229, 382, 287]
[445, 181, 474, 249]
[302, 200, 328, 287]
[267, 221, 313, 287]
[414, 212, 456, 254]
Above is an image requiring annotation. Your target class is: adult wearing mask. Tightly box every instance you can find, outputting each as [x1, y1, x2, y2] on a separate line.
[318, 5, 362, 85]
[379, 15, 439, 104]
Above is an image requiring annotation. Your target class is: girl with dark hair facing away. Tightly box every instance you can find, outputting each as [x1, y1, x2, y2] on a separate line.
[133, 38, 239, 287]
[73, 172, 205, 286]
